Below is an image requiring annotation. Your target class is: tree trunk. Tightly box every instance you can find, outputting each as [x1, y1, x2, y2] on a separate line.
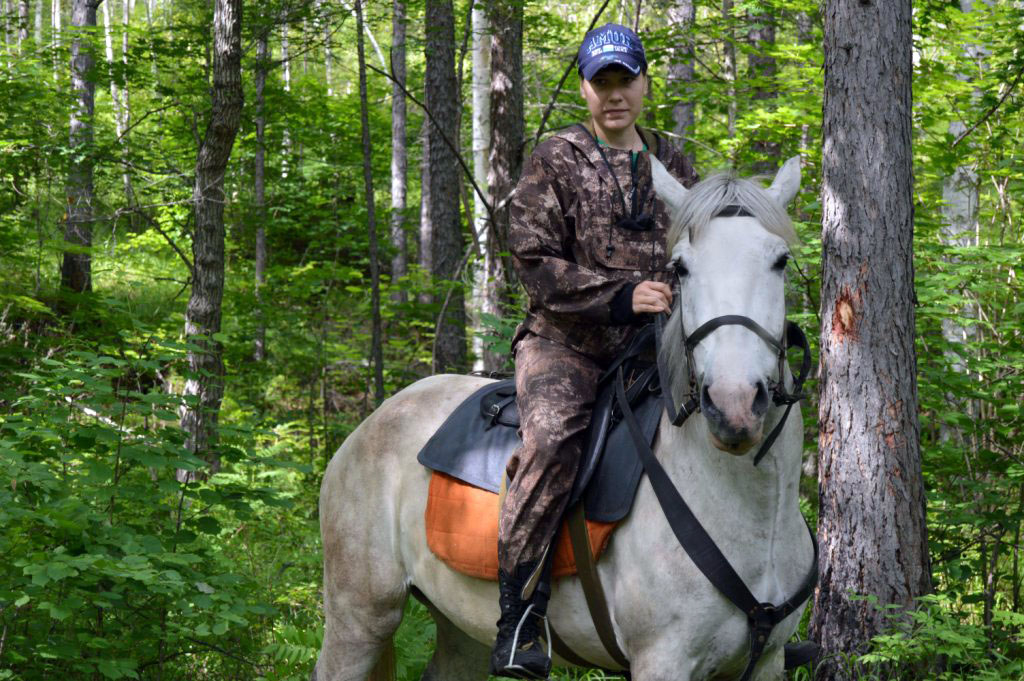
[101, 0, 134, 224]
[469, 2, 490, 371]
[484, 0, 523, 372]
[812, 0, 931, 675]
[666, 0, 696, 168]
[18, 0, 28, 44]
[389, 0, 407, 301]
[33, 0, 41, 44]
[61, 0, 97, 294]
[280, 19, 291, 178]
[721, 0, 736, 144]
[424, 0, 465, 373]
[355, 0, 385, 403]
[179, 0, 243, 475]
[253, 30, 268, 362]
[51, 0, 61, 81]
[746, 4, 777, 173]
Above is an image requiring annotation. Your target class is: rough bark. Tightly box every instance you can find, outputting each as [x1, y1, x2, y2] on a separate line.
[484, 0, 523, 371]
[469, 2, 490, 371]
[61, 0, 98, 294]
[666, 0, 696, 168]
[424, 0, 465, 373]
[355, 0, 385, 403]
[389, 0, 408, 300]
[179, 0, 243, 474]
[812, 0, 932, 675]
[746, 3, 777, 173]
[253, 30, 268, 361]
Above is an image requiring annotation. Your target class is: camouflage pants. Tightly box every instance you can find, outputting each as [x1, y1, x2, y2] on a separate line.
[498, 332, 604, 573]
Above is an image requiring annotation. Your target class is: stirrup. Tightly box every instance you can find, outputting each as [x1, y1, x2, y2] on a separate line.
[505, 603, 552, 668]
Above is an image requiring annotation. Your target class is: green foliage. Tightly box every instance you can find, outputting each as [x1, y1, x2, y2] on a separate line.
[1, 0, 1022, 678]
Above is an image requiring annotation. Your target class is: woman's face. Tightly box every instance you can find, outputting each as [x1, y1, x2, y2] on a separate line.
[579, 66, 647, 136]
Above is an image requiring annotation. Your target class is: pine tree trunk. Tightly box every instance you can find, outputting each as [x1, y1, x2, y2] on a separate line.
[812, 1, 931, 675]
[666, 0, 695, 168]
[179, 0, 243, 475]
[424, 0, 465, 373]
[484, 0, 523, 371]
[389, 0, 408, 300]
[469, 2, 490, 371]
[746, 5, 777, 173]
[253, 31, 268, 362]
[355, 0, 385, 403]
[61, 0, 97, 294]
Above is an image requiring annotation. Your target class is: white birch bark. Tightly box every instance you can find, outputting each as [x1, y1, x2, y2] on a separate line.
[281, 20, 291, 178]
[722, 0, 737, 142]
[469, 3, 490, 372]
[34, 0, 41, 44]
[389, 0, 408, 300]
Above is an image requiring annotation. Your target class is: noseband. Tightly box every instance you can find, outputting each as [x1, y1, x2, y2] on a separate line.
[654, 308, 812, 465]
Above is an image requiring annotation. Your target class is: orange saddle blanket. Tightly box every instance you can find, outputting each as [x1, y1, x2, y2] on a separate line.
[425, 471, 617, 581]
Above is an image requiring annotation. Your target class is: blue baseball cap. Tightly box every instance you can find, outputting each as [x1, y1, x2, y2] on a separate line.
[577, 23, 647, 81]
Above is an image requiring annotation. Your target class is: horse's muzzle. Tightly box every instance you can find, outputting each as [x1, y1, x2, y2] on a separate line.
[701, 381, 767, 454]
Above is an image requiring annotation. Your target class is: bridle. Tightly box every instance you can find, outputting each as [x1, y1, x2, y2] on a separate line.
[654, 284, 812, 466]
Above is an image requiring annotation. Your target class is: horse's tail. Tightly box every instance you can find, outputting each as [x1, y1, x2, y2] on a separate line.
[368, 637, 396, 681]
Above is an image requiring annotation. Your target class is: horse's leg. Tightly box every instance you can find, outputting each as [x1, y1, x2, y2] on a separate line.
[313, 433, 410, 681]
[420, 600, 491, 681]
[312, 562, 407, 681]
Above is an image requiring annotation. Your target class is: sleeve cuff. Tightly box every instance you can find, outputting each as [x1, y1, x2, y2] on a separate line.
[609, 282, 640, 326]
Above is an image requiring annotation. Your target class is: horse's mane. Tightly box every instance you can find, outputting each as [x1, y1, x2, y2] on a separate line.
[666, 171, 799, 250]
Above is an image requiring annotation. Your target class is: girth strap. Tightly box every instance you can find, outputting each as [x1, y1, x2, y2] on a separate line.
[614, 369, 818, 681]
[567, 502, 631, 670]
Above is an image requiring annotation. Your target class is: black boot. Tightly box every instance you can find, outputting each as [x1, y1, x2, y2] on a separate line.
[489, 562, 553, 680]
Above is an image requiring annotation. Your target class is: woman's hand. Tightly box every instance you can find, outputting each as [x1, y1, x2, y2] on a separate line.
[632, 280, 673, 314]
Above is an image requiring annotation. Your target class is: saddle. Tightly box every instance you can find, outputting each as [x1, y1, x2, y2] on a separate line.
[417, 326, 664, 579]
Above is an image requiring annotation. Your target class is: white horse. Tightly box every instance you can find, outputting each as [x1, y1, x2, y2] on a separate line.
[313, 157, 816, 681]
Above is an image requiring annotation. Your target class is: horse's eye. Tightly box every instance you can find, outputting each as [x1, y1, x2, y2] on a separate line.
[673, 261, 689, 278]
[772, 253, 790, 272]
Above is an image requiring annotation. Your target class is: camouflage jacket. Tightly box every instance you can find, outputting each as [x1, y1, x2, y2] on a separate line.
[510, 123, 698, 362]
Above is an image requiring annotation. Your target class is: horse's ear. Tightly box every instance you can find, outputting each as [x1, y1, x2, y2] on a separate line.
[766, 156, 801, 208]
[651, 156, 688, 217]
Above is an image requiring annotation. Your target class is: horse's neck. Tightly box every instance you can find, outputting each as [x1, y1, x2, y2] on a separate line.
[655, 411, 802, 534]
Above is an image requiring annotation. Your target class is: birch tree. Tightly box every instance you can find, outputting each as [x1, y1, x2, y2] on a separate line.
[253, 29, 268, 361]
[469, 1, 490, 371]
[179, 0, 243, 474]
[61, 0, 98, 294]
[389, 0, 408, 300]
[813, 0, 932, 674]
[666, 0, 696, 168]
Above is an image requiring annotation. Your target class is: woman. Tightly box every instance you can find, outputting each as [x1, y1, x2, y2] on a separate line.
[491, 22, 699, 679]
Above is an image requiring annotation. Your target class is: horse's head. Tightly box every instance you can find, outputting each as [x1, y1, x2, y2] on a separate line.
[652, 157, 801, 455]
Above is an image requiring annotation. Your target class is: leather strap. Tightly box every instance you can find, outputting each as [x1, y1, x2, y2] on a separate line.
[567, 502, 631, 669]
[547, 623, 600, 669]
[614, 369, 818, 681]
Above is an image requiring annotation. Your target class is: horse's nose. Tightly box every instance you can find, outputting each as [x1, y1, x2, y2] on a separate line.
[751, 380, 770, 417]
